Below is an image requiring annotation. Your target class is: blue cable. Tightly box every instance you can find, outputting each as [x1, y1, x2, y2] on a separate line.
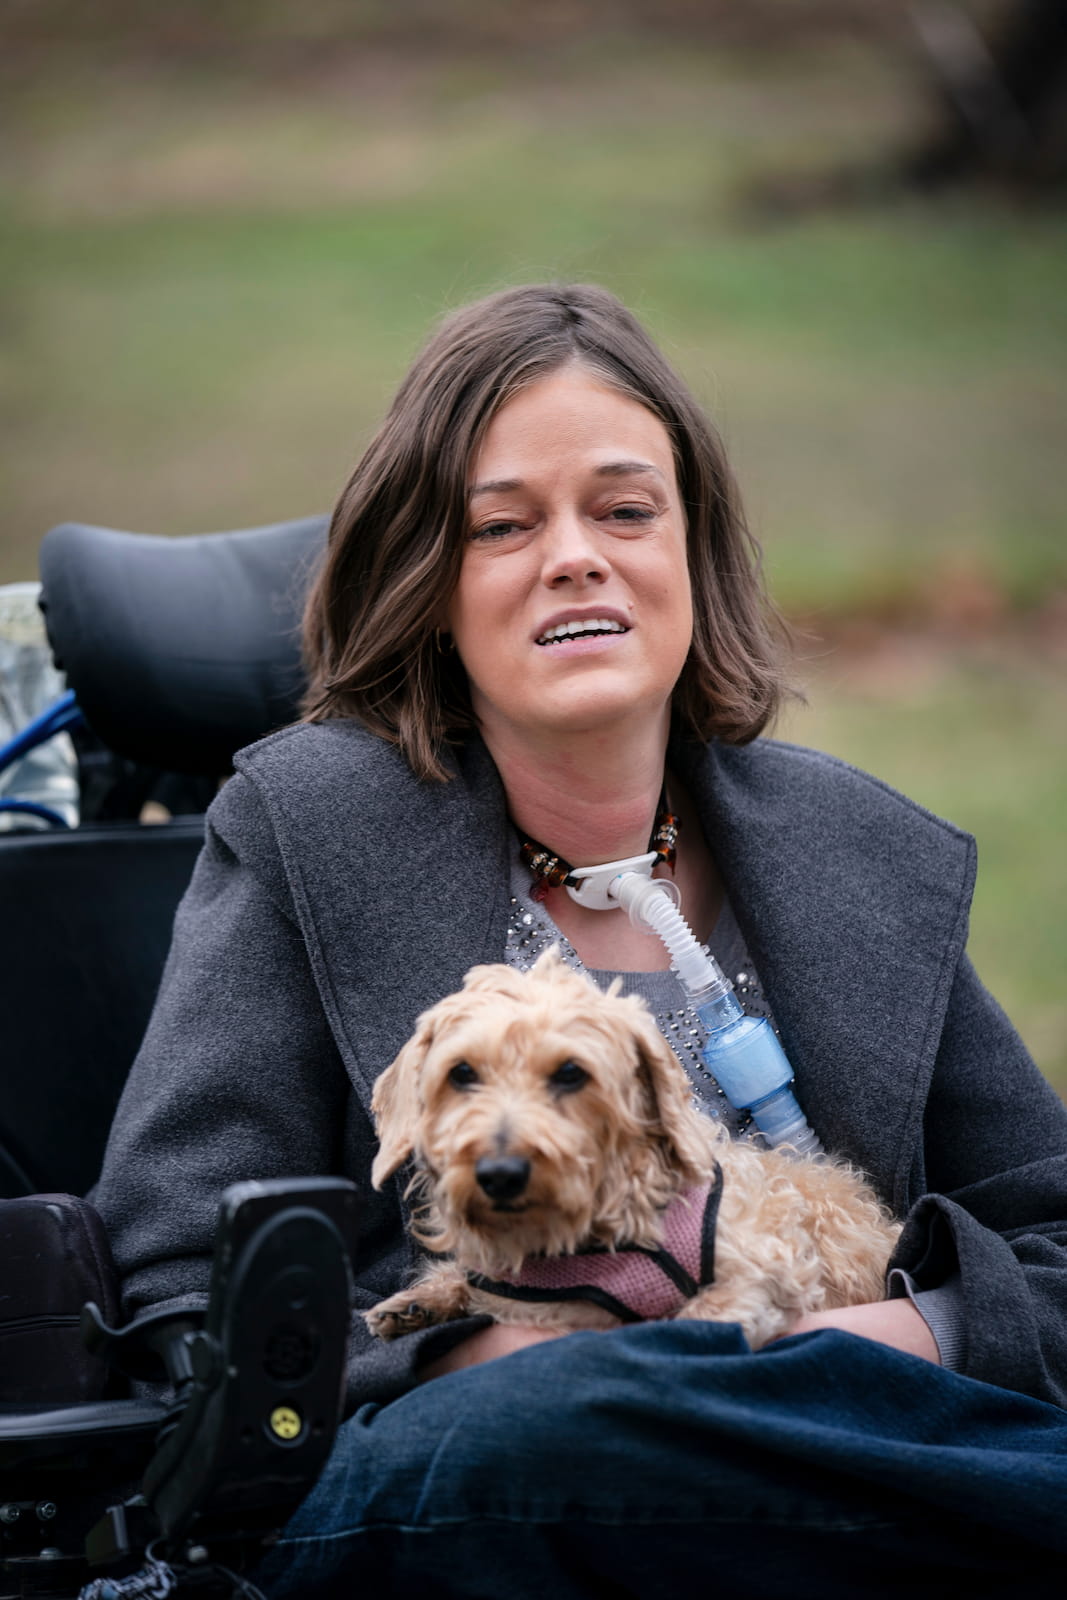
[0, 689, 85, 778]
[0, 691, 83, 827]
[0, 798, 73, 828]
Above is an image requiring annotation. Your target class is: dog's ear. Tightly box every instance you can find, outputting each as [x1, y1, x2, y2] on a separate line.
[370, 1017, 433, 1188]
[632, 1009, 710, 1181]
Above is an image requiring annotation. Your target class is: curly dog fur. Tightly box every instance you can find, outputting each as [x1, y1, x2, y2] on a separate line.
[366, 948, 901, 1348]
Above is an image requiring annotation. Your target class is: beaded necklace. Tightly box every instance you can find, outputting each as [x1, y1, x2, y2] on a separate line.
[519, 805, 680, 903]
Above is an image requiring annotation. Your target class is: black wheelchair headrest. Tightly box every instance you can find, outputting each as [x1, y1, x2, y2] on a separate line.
[38, 516, 328, 775]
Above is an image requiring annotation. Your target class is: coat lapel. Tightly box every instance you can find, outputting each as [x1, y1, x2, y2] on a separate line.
[675, 738, 976, 1209]
[264, 724, 512, 1106]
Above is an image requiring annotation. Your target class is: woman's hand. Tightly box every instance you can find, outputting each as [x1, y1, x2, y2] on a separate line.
[779, 1298, 940, 1363]
[419, 1323, 569, 1381]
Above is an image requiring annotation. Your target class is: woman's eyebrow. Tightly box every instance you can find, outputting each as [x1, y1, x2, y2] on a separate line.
[469, 478, 523, 499]
[468, 461, 665, 499]
[594, 460, 665, 482]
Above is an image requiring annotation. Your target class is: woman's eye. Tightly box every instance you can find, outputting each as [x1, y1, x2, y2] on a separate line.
[469, 520, 522, 541]
[604, 504, 655, 525]
[550, 1060, 588, 1093]
[448, 1062, 479, 1088]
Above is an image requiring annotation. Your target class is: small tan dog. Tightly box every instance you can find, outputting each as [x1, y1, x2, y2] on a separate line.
[366, 948, 900, 1349]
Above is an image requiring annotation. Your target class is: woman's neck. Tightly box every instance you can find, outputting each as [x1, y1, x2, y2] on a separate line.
[484, 719, 670, 867]
[483, 715, 722, 974]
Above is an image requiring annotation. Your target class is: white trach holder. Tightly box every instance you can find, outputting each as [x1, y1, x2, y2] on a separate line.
[563, 851, 680, 912]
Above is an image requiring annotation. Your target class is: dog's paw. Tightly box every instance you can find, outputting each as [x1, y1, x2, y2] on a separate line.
[365, 1298, 442, 1341]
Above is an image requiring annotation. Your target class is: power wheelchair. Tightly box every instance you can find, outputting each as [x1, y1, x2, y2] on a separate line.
[0, 515, 349, 1599]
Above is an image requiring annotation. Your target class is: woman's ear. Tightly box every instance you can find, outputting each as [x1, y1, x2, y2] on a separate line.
[632, 1008, 710, 1182]
[370, 1018, 434, 1188]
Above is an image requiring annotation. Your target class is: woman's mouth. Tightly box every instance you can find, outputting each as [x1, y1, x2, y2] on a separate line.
[535, 618, 629, 647]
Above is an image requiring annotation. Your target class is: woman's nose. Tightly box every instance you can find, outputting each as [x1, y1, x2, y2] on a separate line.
[539, 512, 610, 588]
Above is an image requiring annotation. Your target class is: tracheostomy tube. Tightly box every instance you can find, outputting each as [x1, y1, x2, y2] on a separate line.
[567, 863, 822, 1159]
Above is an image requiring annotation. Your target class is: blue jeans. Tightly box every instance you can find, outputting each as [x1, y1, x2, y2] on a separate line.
[256, 1323, 1067, 1599]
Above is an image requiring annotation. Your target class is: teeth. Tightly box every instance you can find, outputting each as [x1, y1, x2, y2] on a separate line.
[536, 618, 626, 645]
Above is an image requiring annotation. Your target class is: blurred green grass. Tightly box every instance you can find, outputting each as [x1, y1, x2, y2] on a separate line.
[1, 34, 1064, 1089]
[4, 44, 1065, 602]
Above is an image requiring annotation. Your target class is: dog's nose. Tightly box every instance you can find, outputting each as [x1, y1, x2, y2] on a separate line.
[475, 1155, 531, 1202]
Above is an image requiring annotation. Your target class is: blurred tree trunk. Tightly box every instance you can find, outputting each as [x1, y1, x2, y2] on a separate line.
[907, 0, 1067, 193]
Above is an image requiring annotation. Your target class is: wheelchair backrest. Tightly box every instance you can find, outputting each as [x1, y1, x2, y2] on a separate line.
[0, 821, 204, 1195]
[1, 515, 329, 1196]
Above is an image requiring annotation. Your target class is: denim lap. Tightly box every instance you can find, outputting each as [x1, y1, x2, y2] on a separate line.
[256, 1321, 1067, 1598]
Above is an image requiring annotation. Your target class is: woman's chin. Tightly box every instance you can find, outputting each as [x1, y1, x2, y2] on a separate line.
[476, 683, 673, 748]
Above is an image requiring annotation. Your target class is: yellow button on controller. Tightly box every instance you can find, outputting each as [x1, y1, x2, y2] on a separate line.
[269, 1406, 302, 1441]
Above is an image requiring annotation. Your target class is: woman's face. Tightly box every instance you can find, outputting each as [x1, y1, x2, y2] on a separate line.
[447, 366, 693, 749]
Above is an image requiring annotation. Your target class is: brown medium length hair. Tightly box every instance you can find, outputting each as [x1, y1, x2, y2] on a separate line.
[302, 283, 794, 782]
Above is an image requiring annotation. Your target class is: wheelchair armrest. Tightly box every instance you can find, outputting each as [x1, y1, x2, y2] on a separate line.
[1, 1178, 358, 1593]
[0, 1194, 123, 1407]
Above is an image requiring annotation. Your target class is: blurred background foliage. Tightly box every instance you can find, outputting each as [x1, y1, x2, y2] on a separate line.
[1, 0, 1064, 1089]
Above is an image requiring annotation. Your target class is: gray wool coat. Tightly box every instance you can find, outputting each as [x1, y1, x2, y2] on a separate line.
[92, 720, 1067, 1411]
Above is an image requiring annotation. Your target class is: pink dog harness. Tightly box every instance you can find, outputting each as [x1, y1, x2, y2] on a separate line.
[469, 1165, 723, 1323]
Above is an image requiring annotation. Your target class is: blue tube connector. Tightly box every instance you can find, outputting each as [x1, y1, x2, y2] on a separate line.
[690, 986, 822, 1156]
[609, 871, 823, 1158]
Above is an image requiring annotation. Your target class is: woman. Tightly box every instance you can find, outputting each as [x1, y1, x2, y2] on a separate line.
[94, 284, 1067, 1596]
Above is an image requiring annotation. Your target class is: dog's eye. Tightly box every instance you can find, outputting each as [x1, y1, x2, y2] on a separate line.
[448, 1061, 479, 1089]
[550, 1060, 588, 1093]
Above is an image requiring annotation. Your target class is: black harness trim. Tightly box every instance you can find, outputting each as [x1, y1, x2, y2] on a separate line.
[701, 1161, 724, 1286]
[466, 1275, 645, 1324]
